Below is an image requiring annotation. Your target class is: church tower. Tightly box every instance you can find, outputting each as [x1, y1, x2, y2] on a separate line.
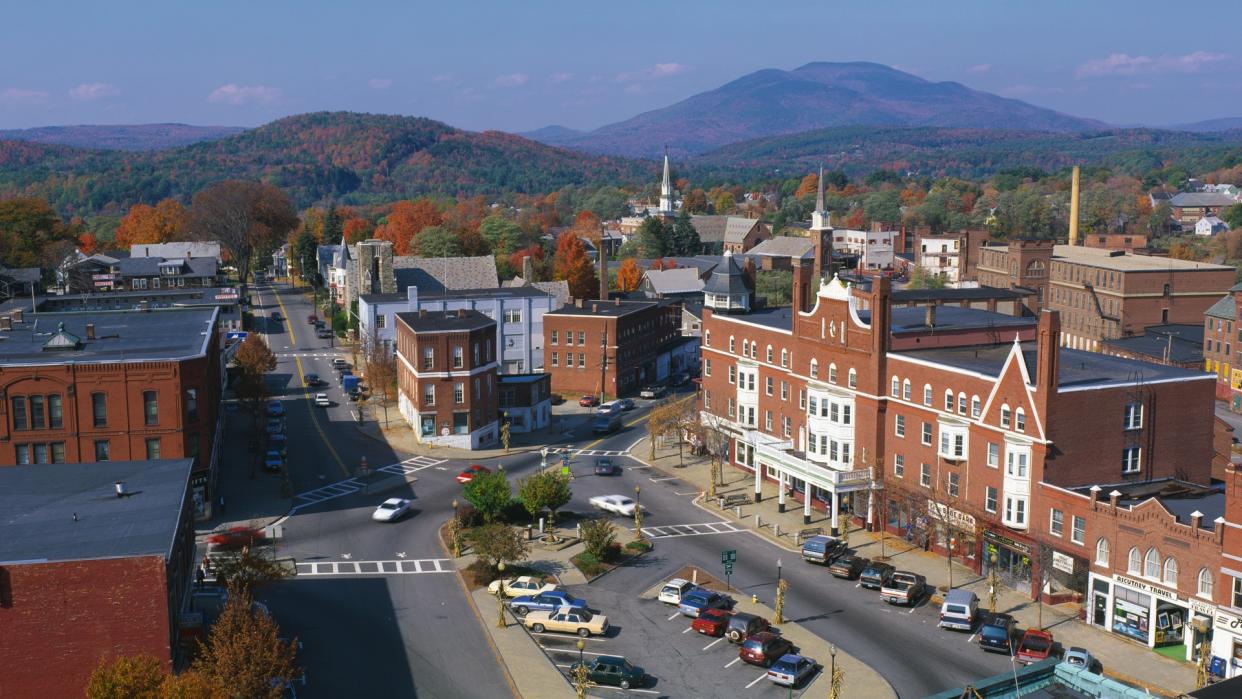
[811, 165, 831, 232]
[809, 166, 833, 280]
[659, 148, 675, 215]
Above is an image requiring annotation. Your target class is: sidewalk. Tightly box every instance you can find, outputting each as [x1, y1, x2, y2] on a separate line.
[195, 407, 293, 537]
[631, 437, 1197, 698]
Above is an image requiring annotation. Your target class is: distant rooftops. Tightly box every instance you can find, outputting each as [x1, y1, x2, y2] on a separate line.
[712, 304, 1035, 336]
[0, 307, 218, 365]
[130, 241, 221, 260]
[391, 255, 499, 292]
[1050, 245, 1233, 272]
[0, 287, 240, 316]
[361, 285, 552, 305]
[746, 237, 814, 259]
[0, 459, 193, 564]
[545, 299, 667, 318]
[643, 267, 706, 295]
[395, 308, 495, 333]
[1168, 192, 1237, 208]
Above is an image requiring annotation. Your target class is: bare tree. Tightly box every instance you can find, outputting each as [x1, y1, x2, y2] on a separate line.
[190, 181, 299, 299]
[361, 329, 397, 427]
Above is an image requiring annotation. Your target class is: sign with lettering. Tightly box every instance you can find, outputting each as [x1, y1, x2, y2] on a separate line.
[983, 529, 1031, 555]
[1052, 551, 1075, 575]
[927, 500, 977, 532]
[1215, 608, 1242, 631]
[1113, 574, 1180, 603]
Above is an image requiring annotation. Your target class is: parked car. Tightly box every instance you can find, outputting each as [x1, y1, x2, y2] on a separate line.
[658, 578, 698, 605]
[978, 613, 1019, 654]
[801, 535, 847, 565]
[828, 555, 868, 580]
[589, 494, 640, 516]
[569, 656, 646, 690]
[306, 314, 318, 324]
[1062, 647, 1097, 672]
[880, 572, 926, 606]
[268, 433, 288, 456]
[671, 372, 690, 387]
[371, 498, 411, 522]
[739, 632, 795, 667]
[593, 457, 619, 476]
[487, 575, 555, 598]
[314, 393, 331, 407]
[938, 589, 979, 631]
[317, 328, 333, 339]
[265, 418, 284, 436]
[510, 590, 587, 616]
[678, 590, 734, 618]
[767, 653, 818, 688]
[592, 412, 622, 434]
[859, 561, 896, 590]
[549, 393, 565, 405]
[578, 394, 599, 407]
[614, 398, 635, 411]
[304, 373, 323, 387]
[597, 401, 621, 415]
[331, 358, 350, 370]
[724, 612, 770, 643]
[1015, 629, 1055, 665]
[523, 607, 608, 637]
[691, 608, 732, 636]
[270, 311, 282, 321]
[455, 464, 490, 484]
[266, 400, 284, 417]
[639, 384, 667, 399]
[263, 451, 284, 472]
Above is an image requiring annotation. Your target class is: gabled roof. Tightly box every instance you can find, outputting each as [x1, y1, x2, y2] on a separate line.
[702, 252, 750, 296]
[1169, 192, 1236, 208]
[1206, 294, 1236, 319]
[690, 215, 728, 243]
[643, 267, 705, 294]
[746, 237, 814, 259]
[724, 217, 761, 245]
[392, 256, 499, 292]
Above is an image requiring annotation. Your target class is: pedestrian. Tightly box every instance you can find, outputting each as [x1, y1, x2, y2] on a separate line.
[217, 495, 226, 516]
[196, 564, 206, 588]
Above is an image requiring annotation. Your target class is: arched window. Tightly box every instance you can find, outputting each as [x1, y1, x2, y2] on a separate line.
[828, 363, 838, 384]
[923, 384, 933, 406]
[766, 345, 773, 363]
[1015, 408, 1026, 433]
[902, 380, 911, 401]
[891, 376, 900, 398]
[729, 336, 735, 353]
[705, 330, 711, 347]
[1198, 568, 1213, 598]
[1000, 404, 1012, 429]
[1163, 557, 1178, 587]
[781, 349, 788, 368]
[1144, 548, 1160, 579]
[1026, 259, 1046, 277]
[810, 359, 819, 379]
[944, 389, 954, 411]
[1127, 547, 1141, 575]
[848, 368, 857, 389]
[1095, 538, 1109, 567]
[971, 396, 981, 418]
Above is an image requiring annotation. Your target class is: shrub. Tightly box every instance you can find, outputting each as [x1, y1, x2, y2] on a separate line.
[580, 517, 617, 561]
[570, 552, 608, 578]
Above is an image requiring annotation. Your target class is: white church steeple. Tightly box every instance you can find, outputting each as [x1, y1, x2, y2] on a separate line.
[659, 147, 674, 215]
[811, 165, 832, 232]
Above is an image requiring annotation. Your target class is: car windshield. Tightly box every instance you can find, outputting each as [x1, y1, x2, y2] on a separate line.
[981, 626, 1008, 638]
[380, 503, 398, 510]
[1066, 655, 1086, 665]
[771, 660, 796, 673]
[741, 638, 764, 650]
[945, 605, 968, 615]
[577, 610, 593, 621]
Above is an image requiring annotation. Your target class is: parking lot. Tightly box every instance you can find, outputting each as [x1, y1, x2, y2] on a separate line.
[513, 578, 819, 699]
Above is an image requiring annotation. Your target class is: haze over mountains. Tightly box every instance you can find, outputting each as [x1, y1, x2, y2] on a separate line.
[524, 61, 1110, 158]
[0, 123, 245, 151]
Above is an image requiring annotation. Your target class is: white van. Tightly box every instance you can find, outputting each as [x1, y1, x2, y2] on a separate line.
[938, 589, 979, 631]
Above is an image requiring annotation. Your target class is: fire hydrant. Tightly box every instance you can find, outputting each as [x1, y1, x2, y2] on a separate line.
[751, 594, 759, 604]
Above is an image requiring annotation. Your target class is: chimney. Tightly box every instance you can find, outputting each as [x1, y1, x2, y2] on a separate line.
[1035, 309, 1061, 403]
[85, 323, 95, 340]
[614, 297, 620, 306]
[741, 257, 756, 294]
[1191, 510, 1204, 530]
[870, 274, 892, 361]
[114, 481, 127, 498]
[598, 240, 608, 301]
[522, 255, 534, 282]
[591, 303, 598, 313]
[1089, 484, 1101, 506]
[12, 308, 22, 323]
[456, 308, 466, 318]
[791, 257, 812, 314]
[924, 304, 936, 328]
[0, 316, 10, 331]
[419, 308, 427, 317]
[1068, 166, 1081, 246]
[575, 298, 584, 308]
[1109, 490, 1122, 508]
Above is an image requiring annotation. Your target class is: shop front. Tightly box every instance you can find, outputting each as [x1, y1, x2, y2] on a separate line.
[983, 529, 1033, 598]
[1211, 606, 1242, 679]
[753, 438, 874, 532]
[1088, 572, 1210, 662]
[928, 500, 979, 572]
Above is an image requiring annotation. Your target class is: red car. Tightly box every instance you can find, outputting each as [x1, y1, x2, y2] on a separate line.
[307, 313, 318, 324]
[1015, 629, 1054, 665]
[456, 464, 491, 484]
[691, 608, 732, 637]
[739, 631, 794, 667]
[579, 395, 599, 407]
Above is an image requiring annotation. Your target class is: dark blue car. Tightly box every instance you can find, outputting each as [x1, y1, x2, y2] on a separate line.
[510, 590, 587, 616]
[679, 589, 734, 618]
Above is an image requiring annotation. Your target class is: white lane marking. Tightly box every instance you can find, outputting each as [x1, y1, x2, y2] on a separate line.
[682, 627, 693, 634]
[649, 476, 678, 482]
[967, 632, 979, 643]
[531, 632, 608, 641]
[725, 657, 742, 668]
[675, 491, 702, 496]
[703, 638, 725, 651]
[293, 559, 452, 576]
[668, 611, 681, 621]
[745, 673, 768, 689]
[909, 606, 918, 614]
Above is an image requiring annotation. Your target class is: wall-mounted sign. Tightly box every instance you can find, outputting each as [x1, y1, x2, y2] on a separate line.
[1052, 551, 1075, 574]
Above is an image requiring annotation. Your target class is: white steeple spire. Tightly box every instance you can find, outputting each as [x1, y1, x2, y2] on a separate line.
[811, 164, 831, 231]
[659, 146, 674, 214]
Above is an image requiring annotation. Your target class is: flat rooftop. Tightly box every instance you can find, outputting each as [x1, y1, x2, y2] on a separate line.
[361, 285, 551, 305]
[1070, 479, 1223, 531]
[712, 305, 1037, 336]
[895, 341, 1211, 390]
[0, 459, 193, 564]
[0, 308, 217, 366]
[545, 299, 667, 318]
[0, 287, 239, 316]
[1051, 245, 1233, 272]
[395, 309, 495, 332]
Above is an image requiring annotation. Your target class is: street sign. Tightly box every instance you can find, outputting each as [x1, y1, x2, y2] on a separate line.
[225, 332, 248, 342]
[721, 549, 737, 564]
[723, 562, 734, 575]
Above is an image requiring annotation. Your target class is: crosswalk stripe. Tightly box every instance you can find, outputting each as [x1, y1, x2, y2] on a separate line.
[294, 559, 452, 577]
[640, 521, 743, 539]
[290, 457, 447, 511]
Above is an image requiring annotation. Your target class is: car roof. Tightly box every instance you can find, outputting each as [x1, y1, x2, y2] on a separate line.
[382, 498, 406, 505]
[774, 653, 804, 664]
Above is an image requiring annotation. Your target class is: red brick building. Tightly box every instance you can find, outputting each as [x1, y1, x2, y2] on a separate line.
[699, 258, 1216, 604]
[1204, 285, 1242, 408]
[542, 299, 681, 398]
[0, 459, 196, 697]
[395, 309, 499, 449]
[1216, 463, 1242, 677]
[0, 308, 223, 517]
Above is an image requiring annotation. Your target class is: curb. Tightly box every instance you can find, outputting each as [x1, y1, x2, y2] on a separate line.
[583, 543, 654, 584]
[350, 421, 550, 461]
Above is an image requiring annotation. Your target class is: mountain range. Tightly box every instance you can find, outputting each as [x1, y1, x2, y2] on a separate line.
[0, 123, 245, 151]
[524, 61, 1108, 158]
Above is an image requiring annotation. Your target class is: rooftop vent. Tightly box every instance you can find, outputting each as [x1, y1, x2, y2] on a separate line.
[42, 322, 82, 352]
[114, 481, 128, 498]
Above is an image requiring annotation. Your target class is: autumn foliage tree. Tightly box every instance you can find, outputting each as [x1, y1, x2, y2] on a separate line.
[115, 199, 189, 247]
[191, 585, 299, 699]
[376, 199, 442, 255]
[615, 258, 642, 291]
[190, 181, 298, 294]
[235, 334, 277, 427]
[87, 656, 226, 699]
[553, 232, 599, 300]
[0, 197, 80, 270]
[795, 172, 820, 198]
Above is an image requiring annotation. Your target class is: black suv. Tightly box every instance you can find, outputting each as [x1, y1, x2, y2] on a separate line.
[859, 561, 896, 590]
[724, 612, 770, 643]
[978, 612, 1019, 654]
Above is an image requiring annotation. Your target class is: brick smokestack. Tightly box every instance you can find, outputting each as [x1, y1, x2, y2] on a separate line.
[792, 256, 813, 314]
[1068, 166, 1081, 246]
[1035, 309, 1061, 413]
[598, 238, 607, 300]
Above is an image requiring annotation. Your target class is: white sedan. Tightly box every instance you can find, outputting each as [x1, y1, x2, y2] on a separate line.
[589, 494, 642, 517]
[372, 498, 412, 522]
[487, 575, 557, 597]
[314, 393, 330, 407]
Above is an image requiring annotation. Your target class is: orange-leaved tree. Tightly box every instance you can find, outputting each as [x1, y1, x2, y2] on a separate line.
[795, 173, 819, 198]
[552, 232, 598, 300]
[376, 199, 442, 255]
[616, 258, 642, 292]
[115, 199, 189, 247]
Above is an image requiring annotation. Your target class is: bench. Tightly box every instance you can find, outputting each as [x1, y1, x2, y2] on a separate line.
[797, 527, 824, 543]
[721, 493, 750, 508]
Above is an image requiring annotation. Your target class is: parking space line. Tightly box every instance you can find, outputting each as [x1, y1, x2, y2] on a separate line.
[725, 657, 741, 668]
[703, 638, 725, 651]
[531, 632, 608, 641]
[745, 672, 767, 689]
[668, 611, 681, 621]
[967, 632, 979, 643]
[649, 476, 677, 482]
[682, 627, 693, 634]
[908, 606, 917, 614]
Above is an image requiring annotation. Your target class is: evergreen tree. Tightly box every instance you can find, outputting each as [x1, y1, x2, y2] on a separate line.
[635, 217, 668, 258]
[324, 204, 343, 243]
[671, 210, 700, 255]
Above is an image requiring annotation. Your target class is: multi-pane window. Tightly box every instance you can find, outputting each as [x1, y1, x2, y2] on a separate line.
[985, 486, 998, 513]
[971, 396, 981, 418]
[848, 369, 857, 389]
[504, 309, 522, 324]
[957, 393, 967, 415]
[764, 410, 773, 431]
[48, 395, 62, 429]
[1128, 547, 1141, 575]
[782, 416, 791, 438]
[780, 349, 788, 367]
[453, 347, 464, 368]
[828, 364, 838, 384]
[921, 421, 932, 446]
[895, 414, 905, 437]
[729, 336, 735, 352]
[143, 391, 158, 426]
[920, 463, 931, 487]
[95, 439, 110, 462]
[987, 442, 999, 468]
[944, 390, 953, 411]
[1144, 548, 1160, 579]
[1122, 447, 1141, 474]
[704, 330, 710, 347]
[705, 359, 712, 376]
[551, 330, 558, 345]
[30, 395, 45, 429]
[810, 360, 818, 379]
[550, 352, 559, 367]
[902, 380, 911, 401]
[799, 390, 805, 409]
[923, 385, 933, 406]
[454, 382, 465, 404]
[1234, 577, 1242, 609]
[1015, 409, 1026, 433]
[893, 454, 905, 478]
[766, 346, 773, 363]
[1004, 496, 1027, 527]
[1071, 516, 1085, 545]
[424, 385, 435, 406]
[765, 377, 773, 396]
[1095, 538, 1109, 566]
[780, 382, 788, 401]
[92, 392, 107, 427]
[577, 331, 585, 345]
[1000, 405, 1011, 429]
[1124, 403, 1143, 430]
[1050, 508, 1064, 537]
[14, 444, 30, 464]
[891, 376, 899, 397]
[423, 346, 435, 369]
[186, 389, 198, 423]
[1197, 569, 1212, 598]
[947, 472, 960, 498]
[146, 437, 161, 460]
[578, 353, 586, 367]
[1006, 449, 1029, 477]
[728, 365, 736, 384]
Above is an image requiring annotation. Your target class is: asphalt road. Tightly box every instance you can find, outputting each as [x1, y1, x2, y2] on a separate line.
[244, 282, 1017, 699]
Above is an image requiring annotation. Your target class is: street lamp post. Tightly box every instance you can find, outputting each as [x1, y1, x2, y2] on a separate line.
[774, 557, 787, 624]
[451, 499, 461, 558]
[495, 561, 507, 628]
[989, 552, 999, 614]
[633, 485, 643, 541]
[573, 638, 590, 699]
[829, 643, 843, 699]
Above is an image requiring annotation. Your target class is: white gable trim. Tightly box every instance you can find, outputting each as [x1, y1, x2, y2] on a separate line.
[978, 336, 1045, 441]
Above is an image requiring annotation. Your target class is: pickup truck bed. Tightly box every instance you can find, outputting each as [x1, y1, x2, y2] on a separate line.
[880, 572, 925, 606]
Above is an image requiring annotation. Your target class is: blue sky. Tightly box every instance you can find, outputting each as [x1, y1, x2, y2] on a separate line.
[0, 1, 1235, 131]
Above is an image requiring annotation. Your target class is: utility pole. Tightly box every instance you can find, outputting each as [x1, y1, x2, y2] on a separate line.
[599, 327, 608, 404]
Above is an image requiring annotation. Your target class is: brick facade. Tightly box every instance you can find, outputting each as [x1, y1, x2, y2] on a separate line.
[543, 300, 681, 398]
